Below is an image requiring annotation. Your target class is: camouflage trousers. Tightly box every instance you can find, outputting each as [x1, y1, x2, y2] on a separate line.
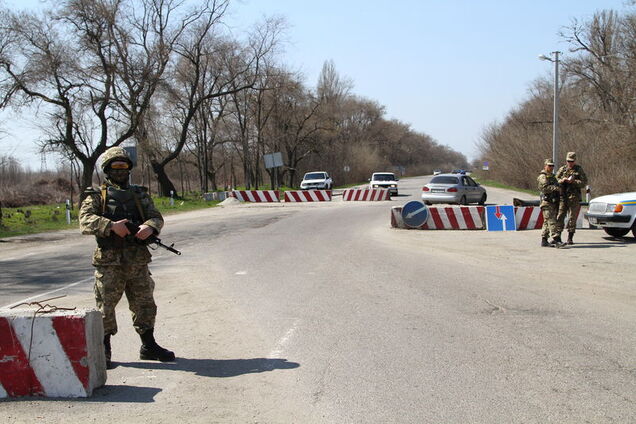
[541, 203, 559, 239]
[557, 198, 581, 234]
[94, 264, 157, 336]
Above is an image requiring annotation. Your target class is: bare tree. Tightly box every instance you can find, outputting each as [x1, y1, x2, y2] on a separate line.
[145, 12, 283, 196]
[0, 0, 208, 195]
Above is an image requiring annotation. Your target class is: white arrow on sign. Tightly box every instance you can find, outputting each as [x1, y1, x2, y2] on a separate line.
[499, 214, 508, 231]
[406, 205, 428, 219]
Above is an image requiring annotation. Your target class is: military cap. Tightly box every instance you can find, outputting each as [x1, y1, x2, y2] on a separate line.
[100, 146, 133, 171]
[566, 151, 577, 161]
[544, 159, 554, 166]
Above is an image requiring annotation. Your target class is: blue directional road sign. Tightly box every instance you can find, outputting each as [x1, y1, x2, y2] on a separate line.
[485, 205, 516, 231]
[401, 201, 429, 228]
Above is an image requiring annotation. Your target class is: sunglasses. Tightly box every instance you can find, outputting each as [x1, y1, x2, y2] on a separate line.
[110, 161, 131, 170]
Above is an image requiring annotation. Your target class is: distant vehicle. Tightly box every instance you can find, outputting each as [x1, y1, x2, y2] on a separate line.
[369, 172, 399, 196]
[300, 171, 333, 190]
[433, 170, 442, 175]
[421, 173, 486, 205]
[585, 192, 636, 238]
[451, 169, 466, 175]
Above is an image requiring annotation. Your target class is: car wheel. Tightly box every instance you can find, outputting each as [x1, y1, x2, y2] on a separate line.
[603, 227, 630, 237]
[459, 195, 467, 205]
[479, 193, 487, 205]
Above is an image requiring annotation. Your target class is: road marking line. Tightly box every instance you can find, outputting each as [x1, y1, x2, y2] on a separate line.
[235, 271, 247, 275]
[269, 320, 299, 358]
[1, 277, 93, 309]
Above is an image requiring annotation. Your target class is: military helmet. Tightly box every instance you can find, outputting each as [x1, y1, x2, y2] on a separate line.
[100, 146, 133, 172]
[544, 158, 554, 166]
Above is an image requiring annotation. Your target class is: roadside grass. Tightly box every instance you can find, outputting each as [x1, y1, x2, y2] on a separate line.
[473, 177, 538, 197]
[0, 203, 79, 238]
[0, 193, 221, 239]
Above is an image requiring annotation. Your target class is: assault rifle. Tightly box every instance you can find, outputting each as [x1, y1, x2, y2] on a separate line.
[124, 222, 182, 255]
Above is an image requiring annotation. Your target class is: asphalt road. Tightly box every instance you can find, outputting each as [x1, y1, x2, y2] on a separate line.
[1, 176, 635, 423]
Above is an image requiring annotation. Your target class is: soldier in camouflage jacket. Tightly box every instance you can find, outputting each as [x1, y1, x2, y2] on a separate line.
[537, 159, 563, 247]
[79, 146, 175, 368]
[555, 152, 588, 244]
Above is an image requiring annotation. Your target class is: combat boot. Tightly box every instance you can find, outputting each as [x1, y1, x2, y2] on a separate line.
[551, 235, 565, 248]
[139, 329, 175, 362]
[541, 237, 550, 247]
[567, 232, 575, 245]
[104, 334, 113, 369]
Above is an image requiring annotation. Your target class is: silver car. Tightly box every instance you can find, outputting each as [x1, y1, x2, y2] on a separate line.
[421, 174, 487, 205]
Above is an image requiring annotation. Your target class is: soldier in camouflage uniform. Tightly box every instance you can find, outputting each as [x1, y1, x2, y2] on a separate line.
[537, 159, 563, 247]
[79, 146, 175, 368]
[555, 151, 588, 245]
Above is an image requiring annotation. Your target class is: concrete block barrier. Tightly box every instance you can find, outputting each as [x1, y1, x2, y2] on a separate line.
[231, 190, 280, 202]
[284, 190, 332, 202]
[514, 206, 589, 230]
[203, 192, 229, 201]
[343, 188, 390, 201]
[391, 206, 485, 230]
[0, 308, 106, 398]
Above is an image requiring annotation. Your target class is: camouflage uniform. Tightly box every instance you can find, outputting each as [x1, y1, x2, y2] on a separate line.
[537, 167, 560, 240]
[555, 154, 588, 235]
[79, 148, 163, 337]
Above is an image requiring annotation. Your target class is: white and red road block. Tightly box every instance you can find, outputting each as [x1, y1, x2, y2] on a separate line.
[284, 190, 332, 202]
[231, 190, 280, 202]
[391, 206, 486, 230]
[0, 309, 106, 398]
[343, 188, 390, 201]
[514, 206, 589, 230]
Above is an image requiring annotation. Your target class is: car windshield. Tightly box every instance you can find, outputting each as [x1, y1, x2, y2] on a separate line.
[304, 173, 326, 180]
[430, 176, 459, 185]
[372, 174, 395, 181]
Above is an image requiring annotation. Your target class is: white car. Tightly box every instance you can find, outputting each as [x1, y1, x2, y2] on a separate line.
[585, 192, 636, 237]
[369, 172, 399, 196]
[300, 171, 333, 190]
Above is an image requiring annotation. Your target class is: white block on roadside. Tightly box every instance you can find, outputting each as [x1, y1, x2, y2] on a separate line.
[0, 308, 106, 398]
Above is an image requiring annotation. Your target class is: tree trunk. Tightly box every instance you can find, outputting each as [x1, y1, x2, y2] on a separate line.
[151, 160, 179, 198]
[78, 159, 98, 204]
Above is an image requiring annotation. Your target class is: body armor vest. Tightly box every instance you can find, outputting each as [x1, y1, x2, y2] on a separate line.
[540, 172, 560, 204]
[97, 185, 145, 249]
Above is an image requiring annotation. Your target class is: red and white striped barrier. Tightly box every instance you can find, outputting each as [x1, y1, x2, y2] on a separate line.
[284, 190, 332, 202]
[0, 309, 106, 398]
[391, 206, 485, 230]
[515, 206, 589, 230]
[343, 188, 390, 201]
[514, 206, 544, 230]
[231, 190, 280, 202]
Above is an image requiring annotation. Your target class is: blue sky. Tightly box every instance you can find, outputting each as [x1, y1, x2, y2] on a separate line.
[1, 0, 632, 169]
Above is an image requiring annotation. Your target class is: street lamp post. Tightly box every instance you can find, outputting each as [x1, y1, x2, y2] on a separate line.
[539, 51, 562, 166]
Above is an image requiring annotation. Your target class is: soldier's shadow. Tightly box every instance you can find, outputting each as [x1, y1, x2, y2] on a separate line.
[117, 357, 300, 378]
[568, 238, 636, 248]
